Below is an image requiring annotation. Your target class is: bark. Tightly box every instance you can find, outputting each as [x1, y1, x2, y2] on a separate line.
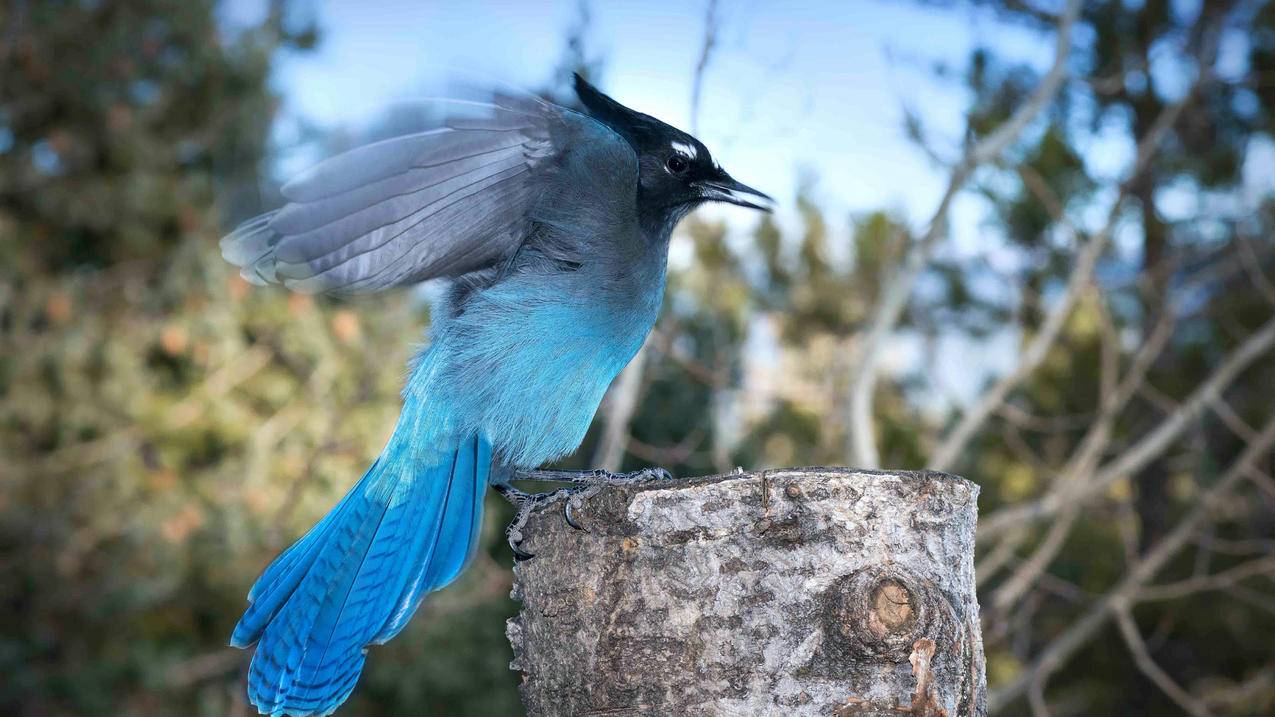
[507, 467, 985, 717]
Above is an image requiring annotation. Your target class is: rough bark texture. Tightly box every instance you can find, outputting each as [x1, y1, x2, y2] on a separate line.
[507, 467, 985, 717]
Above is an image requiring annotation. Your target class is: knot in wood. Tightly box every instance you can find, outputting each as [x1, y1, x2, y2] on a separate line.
[870, 580, 914, 635]
[825, 567, 934, 662]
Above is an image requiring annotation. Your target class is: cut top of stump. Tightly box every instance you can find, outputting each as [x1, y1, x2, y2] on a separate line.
[508, 467, 986, 717]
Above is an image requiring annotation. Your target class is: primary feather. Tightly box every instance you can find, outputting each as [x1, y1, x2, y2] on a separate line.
[220, 91, 618, 295]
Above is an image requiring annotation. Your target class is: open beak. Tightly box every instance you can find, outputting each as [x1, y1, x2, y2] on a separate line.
[697, 173, 775, 213]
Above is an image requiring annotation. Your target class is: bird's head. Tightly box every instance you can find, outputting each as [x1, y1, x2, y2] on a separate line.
[573, 73, 773, 234]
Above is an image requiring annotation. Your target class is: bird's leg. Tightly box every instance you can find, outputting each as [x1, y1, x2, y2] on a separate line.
[512, 466, 675, 485]
[510, 466, 676, 532]
[493, 483, 573, 561]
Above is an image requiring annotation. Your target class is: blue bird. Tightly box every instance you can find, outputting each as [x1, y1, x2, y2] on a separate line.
[220, 74, 773, 716]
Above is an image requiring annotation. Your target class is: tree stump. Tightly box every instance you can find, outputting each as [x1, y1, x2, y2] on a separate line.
[507, 467, 985, 716]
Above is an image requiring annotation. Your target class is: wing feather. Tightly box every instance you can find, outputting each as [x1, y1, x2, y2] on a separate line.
[271, 148, 528, 250]
[220, 89, 636, 295]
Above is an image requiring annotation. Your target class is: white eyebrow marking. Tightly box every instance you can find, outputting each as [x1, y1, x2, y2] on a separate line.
[671, 140, 697, 158]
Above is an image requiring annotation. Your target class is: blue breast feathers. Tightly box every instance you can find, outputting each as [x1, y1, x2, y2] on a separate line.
[405, 262, 665, 469]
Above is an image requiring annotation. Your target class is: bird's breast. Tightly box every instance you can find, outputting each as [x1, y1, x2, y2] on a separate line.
[409, 260, 666, 468]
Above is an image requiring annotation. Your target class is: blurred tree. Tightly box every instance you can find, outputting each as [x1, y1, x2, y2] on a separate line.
[0, 0, 315, 274]
[0, 2, 520, 716]
[609, 2, 1275, 714]
[920, 1, 1275, 714]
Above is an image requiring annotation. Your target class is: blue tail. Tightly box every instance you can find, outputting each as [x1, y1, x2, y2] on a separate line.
[231, 410, 491, 717]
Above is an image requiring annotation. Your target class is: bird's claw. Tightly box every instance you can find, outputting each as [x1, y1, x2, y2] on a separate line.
[509, 536, 535, 562]
[626, 466, 674, 483]
[497, 466, 675, 558]
[562, 484, 603, 532]
[563, 493, 585, 531]
[513, 465, 676, 486]
[495, 484, 572, 561]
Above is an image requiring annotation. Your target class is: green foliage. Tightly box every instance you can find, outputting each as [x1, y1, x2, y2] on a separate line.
[0, 240, 529, 716]
[0, 3, 521, 715]
[998, 124, 1091, 245]
[0, 0, 312, 275]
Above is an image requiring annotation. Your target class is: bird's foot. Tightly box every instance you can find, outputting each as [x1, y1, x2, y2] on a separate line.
[493, 484, 573, 561]
[512, 466, 675, 486]
[498, 467, 676, 557]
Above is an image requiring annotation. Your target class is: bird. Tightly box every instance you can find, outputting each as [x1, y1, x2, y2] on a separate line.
[220, 73, 773, 717]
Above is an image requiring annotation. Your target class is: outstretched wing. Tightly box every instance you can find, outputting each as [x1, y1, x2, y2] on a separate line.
[221, 91, 635, 295]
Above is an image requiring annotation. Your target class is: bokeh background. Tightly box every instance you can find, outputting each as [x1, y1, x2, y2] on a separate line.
[3, 0, 1275, 715]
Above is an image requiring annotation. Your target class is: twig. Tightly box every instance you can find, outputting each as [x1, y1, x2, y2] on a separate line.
[988, 301, 1173, 610]
[845, 0, 1082, 468]
[977, 528, 1028, 588]
[1028, 674, 1053, 717]
[1201, 664, 1275, 712]
[1114, 604, 1214, 716]
[989, 414, 1275, 712]
[1210, 395, 1259, 443]
[1138, 553, 1275, 602]
[689, 0, 720, 136]
[161, 649, 247, 688]
[980, 316, 1275, 539]
[1235, 228, 1275, 307]
[930, 33, 1210, 472]
[928, 223, 1107, 471]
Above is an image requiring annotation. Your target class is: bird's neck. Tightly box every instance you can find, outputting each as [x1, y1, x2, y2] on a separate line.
[636, 188, 695, 244]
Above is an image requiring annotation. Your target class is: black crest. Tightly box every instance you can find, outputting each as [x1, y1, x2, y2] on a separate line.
[573, 73, 668, 154]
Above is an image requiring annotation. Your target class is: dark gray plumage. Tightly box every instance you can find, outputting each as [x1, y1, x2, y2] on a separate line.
[223, 92, 575, 294]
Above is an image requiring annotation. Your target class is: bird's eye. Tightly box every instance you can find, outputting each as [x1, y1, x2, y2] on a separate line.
[666, 155, 689, 174]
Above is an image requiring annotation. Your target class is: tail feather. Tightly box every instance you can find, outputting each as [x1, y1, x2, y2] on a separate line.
[377, 436, 490, 642]
[232, 484, 362, 648]
[233, 429, 490, 717]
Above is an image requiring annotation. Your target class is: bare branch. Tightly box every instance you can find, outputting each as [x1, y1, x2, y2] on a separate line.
[1028, 675, 1053, 717]
[1114, 605, 1214, 717]
[1244, 464, 1275, 501]
[1212, 396, 1260, 443]
[980, 315, 1275, 539]
[844, 0, 1082, 468]
[1201, 665, 1275, 713]
[990, 503, 1081, 612]
[969, 0, 1081, 166]
[161, 649, 246, 689]
[1138, 553, 1275, 602]
[1236, 228, 1275, 307]
[689, 0, 720, 136]
[929, 225, 1107, 472]
[985, 299, 1174, 610]
[977, 527, 1028, 588]
[988, 414, 1275, 712]
[929, 37, 1211, 472]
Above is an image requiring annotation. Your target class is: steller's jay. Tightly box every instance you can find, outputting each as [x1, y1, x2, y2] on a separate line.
[220, 73, 773, 716]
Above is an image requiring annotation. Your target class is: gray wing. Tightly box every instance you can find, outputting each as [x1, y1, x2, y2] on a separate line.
[220, 92, 635, 295]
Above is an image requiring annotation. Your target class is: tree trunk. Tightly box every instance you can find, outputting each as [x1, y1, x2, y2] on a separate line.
[507, 467, 985, 716]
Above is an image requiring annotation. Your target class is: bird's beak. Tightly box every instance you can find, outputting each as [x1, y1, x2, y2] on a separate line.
[697, 174, 775, 213]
